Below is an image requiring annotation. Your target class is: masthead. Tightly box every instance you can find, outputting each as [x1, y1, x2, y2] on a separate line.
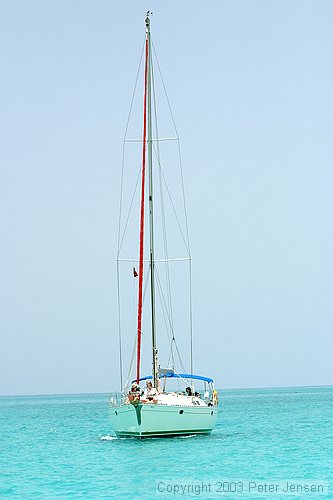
[145, 11, 152, 31]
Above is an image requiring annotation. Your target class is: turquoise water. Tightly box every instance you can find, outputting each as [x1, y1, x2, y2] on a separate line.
[0, 386, 332, 499]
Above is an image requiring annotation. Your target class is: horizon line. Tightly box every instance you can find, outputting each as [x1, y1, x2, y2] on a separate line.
[1, 383, 332, 398]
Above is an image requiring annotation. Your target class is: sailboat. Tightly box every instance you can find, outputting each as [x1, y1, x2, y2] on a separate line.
[109, 12, 218, 438]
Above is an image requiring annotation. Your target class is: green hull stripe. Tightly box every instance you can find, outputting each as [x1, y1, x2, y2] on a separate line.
[116, 429, 212, 438]
[134, 403, 143, 425]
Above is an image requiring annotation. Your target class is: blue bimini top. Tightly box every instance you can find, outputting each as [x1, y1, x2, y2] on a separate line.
[134, 373, 214, 384]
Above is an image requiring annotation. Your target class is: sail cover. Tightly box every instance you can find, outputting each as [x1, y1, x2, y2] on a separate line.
[135, 373, 214, 384]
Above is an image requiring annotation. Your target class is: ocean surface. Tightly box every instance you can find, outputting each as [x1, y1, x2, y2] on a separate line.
[0, 386, 332, 499]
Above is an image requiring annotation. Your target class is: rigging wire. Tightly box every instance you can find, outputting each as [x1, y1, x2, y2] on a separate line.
[154, 267, 176, 368]
[152, 152, 190, 256]
[151, 49, 176, 366]
[154, 267, 186, 374]
[118, 40, 145, 256]
[116, 261, 123, 391]
[151, 40, 193, 375]
[123, 41, 145, 141]
[189, 259, 194, 376]
[152, 40, 191, 253]
[117, 41, 145, 389]
[117, 162, 142, 258]
[124, 265, 150, 389]
[118, 33, 194, 387]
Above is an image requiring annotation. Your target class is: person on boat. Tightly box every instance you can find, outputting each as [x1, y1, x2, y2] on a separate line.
[194, 391, 201, 398]
[185, 386, 193, 396]
[127, 383, 141, 404]
[141, 380, 158, 403]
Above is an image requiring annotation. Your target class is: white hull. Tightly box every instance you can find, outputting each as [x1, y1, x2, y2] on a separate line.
[110, 402, 218, 438]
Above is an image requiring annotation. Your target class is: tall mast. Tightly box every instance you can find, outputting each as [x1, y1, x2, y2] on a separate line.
[146, 12, 158, 388]
[135, 14, 149, 384]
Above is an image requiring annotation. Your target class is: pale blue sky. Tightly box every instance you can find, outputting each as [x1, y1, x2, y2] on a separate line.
[0, 1, 332, 395]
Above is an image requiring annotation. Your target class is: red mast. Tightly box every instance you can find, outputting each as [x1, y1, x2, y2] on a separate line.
[136, 28, 149, 384]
